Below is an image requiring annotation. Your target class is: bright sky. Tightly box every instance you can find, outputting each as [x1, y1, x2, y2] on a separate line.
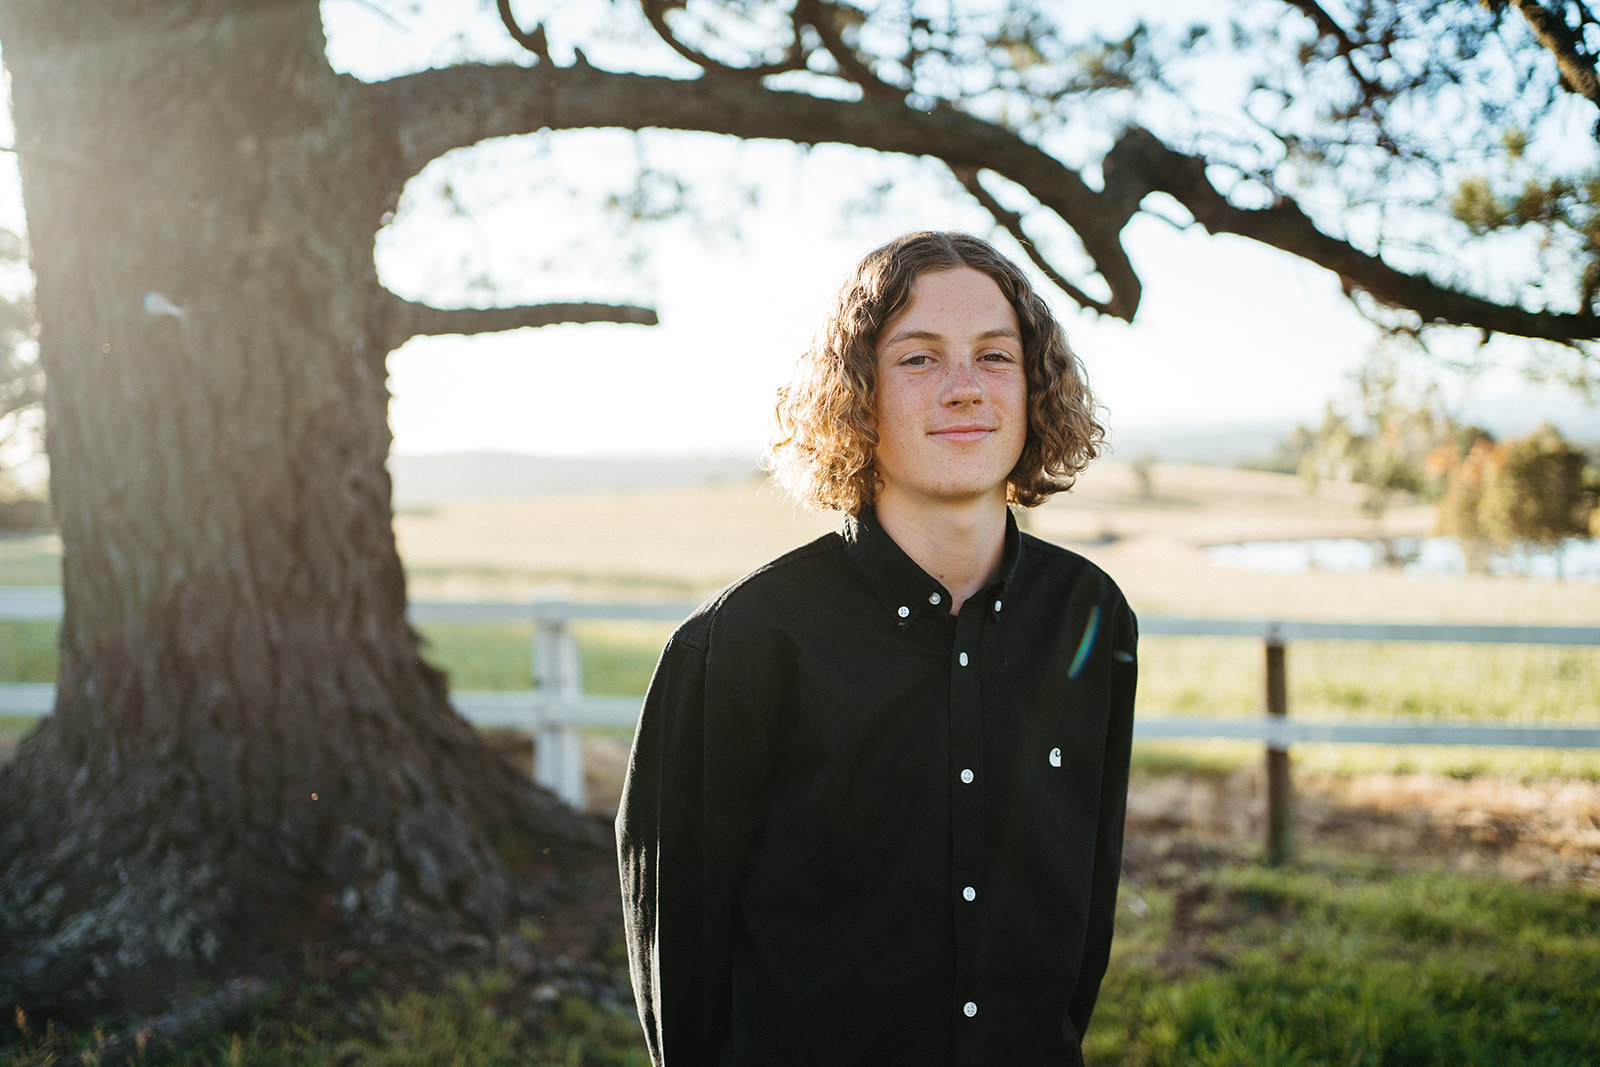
[380, 160, 1382, 458]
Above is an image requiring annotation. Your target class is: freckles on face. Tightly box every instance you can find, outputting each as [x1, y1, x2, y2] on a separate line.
[871, 267, 1028, 507]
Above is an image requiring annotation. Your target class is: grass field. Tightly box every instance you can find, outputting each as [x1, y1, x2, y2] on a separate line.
[385, 461, 1600, 623]
[6, 462, 1599, 775]
[4, 463, 1599, 1064]
[1091, 842, 1600, 1065]
[0, 532, 59, 587]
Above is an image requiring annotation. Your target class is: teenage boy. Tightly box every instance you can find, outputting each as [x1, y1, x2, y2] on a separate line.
[617, 230, 1138, 1066]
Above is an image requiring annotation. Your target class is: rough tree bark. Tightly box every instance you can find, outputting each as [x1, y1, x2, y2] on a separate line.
[0, 1, 611, 1014]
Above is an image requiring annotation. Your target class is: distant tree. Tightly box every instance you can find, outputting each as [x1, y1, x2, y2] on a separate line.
[1130, 451, 1157, 499]
[1295, 350, 1457, 518]
[1478, 422, 1594, 575]
[1432, 431, 1501, 573]
[1245, 423, 1316, 476]
[1297, 405, 1362, 489]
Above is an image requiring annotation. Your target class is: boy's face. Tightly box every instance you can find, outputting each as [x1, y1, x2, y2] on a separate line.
[871, 266, 1028, 512]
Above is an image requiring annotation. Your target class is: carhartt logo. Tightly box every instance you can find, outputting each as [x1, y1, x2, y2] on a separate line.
[1048, 747, 1062, 767]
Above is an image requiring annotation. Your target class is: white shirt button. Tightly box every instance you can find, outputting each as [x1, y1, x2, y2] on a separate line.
[960, 768, 974, 784]
[958, 651, 969, 667]
[928, 592, 941, 605]
[994, 599, 1003, 613]
[897, 605, 910, 618]
[963, 886, 976, 901]
[963, 1001, 978, 1018]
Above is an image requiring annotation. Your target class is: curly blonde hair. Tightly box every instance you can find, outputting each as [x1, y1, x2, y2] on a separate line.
[768, 230, 1105, 513]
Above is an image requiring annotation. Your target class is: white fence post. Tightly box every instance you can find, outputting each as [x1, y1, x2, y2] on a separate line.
[532, 618, 587, 810]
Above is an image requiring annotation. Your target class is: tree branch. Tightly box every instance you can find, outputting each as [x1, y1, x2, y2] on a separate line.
[496, 0, 549, 63]
[638, 0, 805, 80]
[366, 63, 1140, 319]
[1278, 0, 1386, 102]
[950, 165, 1117, 317]
[365, 63, 1600, 344]
[1512, 0, 1600, 116]
[382, 294, 658, 350]
[793, 0, 907, 103]
[1103, 126, 1600, 343]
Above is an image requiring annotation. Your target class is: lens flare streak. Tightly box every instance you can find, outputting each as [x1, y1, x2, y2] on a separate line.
[1067, 605, 1100, 680]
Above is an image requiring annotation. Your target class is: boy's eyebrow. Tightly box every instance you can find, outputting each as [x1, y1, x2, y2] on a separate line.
[880, 326, 1021, 347]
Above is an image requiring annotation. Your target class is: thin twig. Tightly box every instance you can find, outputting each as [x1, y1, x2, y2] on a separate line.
[951, 165, 1115, 317]
[496, 0, 549, 62]
[794, 0, 907, 102]
[638, 0, 805, 79]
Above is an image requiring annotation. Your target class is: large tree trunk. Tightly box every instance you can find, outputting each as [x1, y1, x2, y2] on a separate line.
[0, 0, 599, 1014]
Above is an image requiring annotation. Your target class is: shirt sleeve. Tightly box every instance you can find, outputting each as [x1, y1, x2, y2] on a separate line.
[615, 623, 773, 1066]
[1067, 598, 1139, 1040]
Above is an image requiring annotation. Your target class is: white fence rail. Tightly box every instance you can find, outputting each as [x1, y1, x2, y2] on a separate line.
[4, 590, 1600, 819]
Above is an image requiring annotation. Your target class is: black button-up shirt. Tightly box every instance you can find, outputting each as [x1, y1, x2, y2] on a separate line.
[617, 509, 1138, 1066]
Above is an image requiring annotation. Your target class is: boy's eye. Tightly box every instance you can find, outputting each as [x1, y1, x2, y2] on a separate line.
[902, 353, 932, 365]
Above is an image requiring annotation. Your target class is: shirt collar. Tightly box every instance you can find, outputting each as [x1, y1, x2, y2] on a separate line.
[842, 507, 1024, 625]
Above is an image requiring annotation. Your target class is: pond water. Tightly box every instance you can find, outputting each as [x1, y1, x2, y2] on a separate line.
[1205, 536, 1600, 583]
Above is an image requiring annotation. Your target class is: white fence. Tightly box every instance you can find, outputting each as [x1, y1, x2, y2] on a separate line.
[4, 590, 1600, 819]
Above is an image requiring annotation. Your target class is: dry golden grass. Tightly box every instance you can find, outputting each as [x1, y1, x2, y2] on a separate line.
[1126, 760, 1600, 888]
[394, 460, 1600, 625]
[394, 474, 838, 600]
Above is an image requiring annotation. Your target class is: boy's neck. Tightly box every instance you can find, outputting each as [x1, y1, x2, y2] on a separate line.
[874, 490, 1009, 614]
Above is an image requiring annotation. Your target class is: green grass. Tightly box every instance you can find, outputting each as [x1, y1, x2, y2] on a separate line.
[3, 970, 650, 1066]
[1090, 849, 1600, 1065]
[7, 850, 1594, 1066]
[0, 533, 59, 586]
[1141, 636, 1600, 724]
[1131, 737, 1600, 781]
[411, 621, 672, 696]
[0, 620, 56, 683]
[414, 623, 538, 691]
[413, 625, 1600, 728]
[569, 622, 673, 695]
[0, 619, 672, 695]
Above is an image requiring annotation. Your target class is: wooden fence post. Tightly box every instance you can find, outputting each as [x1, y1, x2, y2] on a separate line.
[1264, 633, 1293, 865]
[532, 619, 587, 810]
